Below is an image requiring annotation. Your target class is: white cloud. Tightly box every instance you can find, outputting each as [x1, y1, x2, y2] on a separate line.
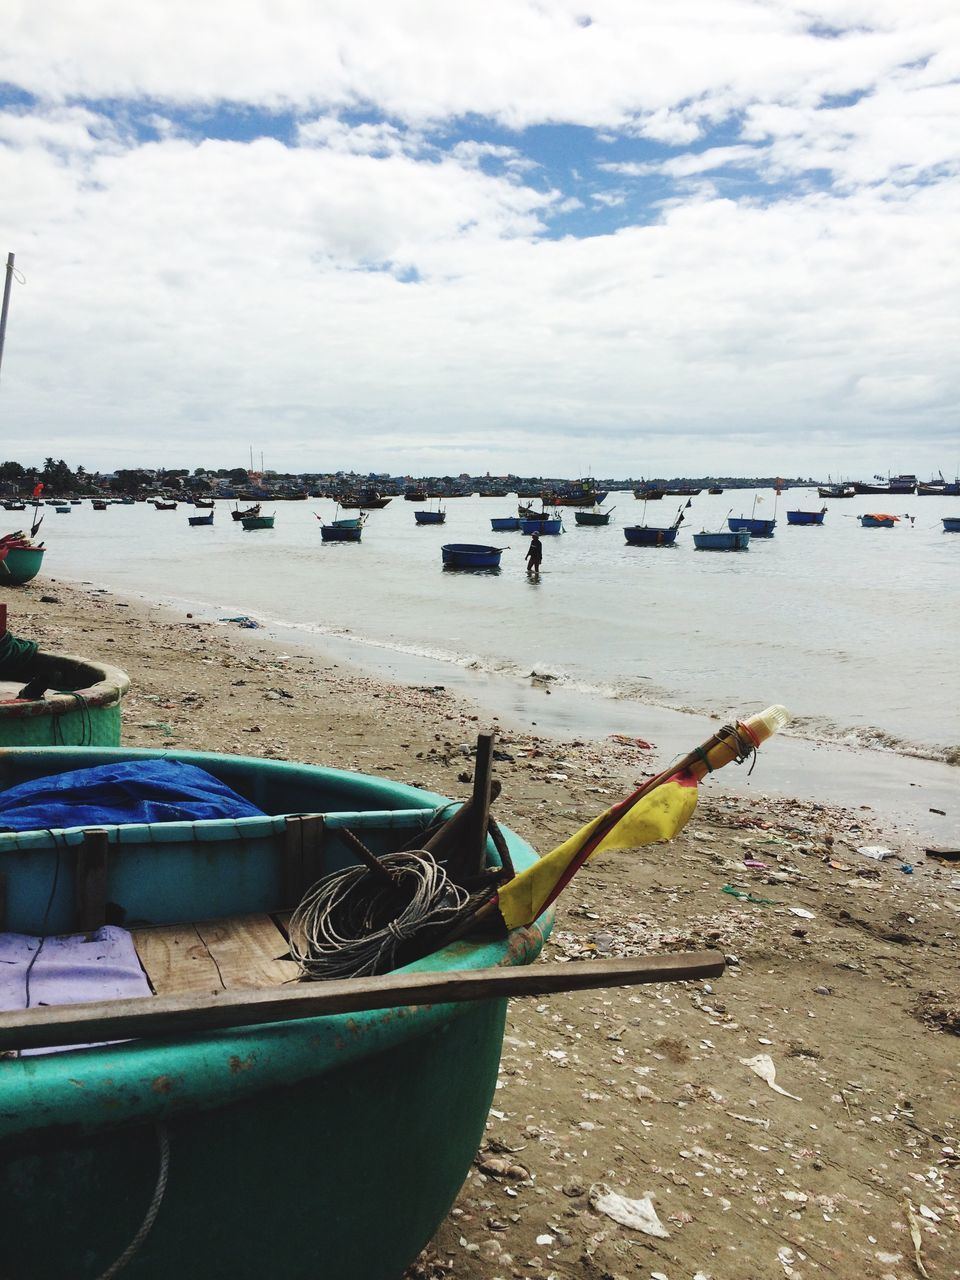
[0, 2, 958, 474]
[297, 117, 423, 157]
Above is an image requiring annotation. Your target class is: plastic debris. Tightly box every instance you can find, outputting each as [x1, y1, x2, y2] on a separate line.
[608, 734, 654, 749]
[788, 907, 816, 919]
[740, 1054, 802, 1100]
[589, 1185, 669, 1238]
[723, 885, 779, 905]
[905, 1200, 930, 1278]
[218, 615, 261, 629]
[857, 845, 895, 861]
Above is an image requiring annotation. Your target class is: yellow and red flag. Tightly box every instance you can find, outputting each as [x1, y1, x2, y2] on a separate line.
[495, 771, 698, 929]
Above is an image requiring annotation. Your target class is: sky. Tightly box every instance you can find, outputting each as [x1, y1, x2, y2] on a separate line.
[1, 1, 959, 479]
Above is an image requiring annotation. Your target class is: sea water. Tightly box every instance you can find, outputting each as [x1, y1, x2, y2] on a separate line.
[27, 490, 959, 762]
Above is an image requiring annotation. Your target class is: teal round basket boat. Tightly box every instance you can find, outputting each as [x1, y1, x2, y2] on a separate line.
[0, 748, 552, 1280]
[0, 650, 130, 747]
[0, 545, 45, 584]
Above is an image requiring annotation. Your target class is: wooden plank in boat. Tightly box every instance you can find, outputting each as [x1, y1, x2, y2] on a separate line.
[194, 915, 298, 991]
[132, 924, 224, 997]
[76, 830, 109, 933]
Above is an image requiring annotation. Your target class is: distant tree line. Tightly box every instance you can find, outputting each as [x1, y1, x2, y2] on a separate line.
[0, 460, 251, 496]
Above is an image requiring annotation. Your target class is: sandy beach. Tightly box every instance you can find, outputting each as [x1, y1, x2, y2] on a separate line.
[5, 578, 959, 1280]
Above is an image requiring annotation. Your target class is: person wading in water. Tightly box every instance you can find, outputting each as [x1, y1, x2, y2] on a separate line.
[525, 532, 543, 578]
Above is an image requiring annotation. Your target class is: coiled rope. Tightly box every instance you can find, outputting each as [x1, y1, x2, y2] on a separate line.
[288, 850, 470, 980]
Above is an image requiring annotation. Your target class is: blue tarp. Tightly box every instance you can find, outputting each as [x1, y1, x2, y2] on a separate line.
[0, 759, 266, 832]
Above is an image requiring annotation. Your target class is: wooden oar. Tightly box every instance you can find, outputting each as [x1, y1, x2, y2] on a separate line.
[0, 950, 724, 1052]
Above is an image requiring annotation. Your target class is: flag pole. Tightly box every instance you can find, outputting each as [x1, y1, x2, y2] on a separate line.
[439, 705, 792, 942]
[0, 252, 16, 384]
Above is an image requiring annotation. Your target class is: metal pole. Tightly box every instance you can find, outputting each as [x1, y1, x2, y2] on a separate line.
[0, 252, 15, 383]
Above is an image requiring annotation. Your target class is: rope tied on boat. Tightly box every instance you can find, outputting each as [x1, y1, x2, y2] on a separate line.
[714, 720, 760, 776]
[52, 692, 94, 745]
[288, 850, 470, 980]
[94, 1123, 170, 1280]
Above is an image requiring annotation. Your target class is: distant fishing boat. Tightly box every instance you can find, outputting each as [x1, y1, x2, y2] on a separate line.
[574, 508, 613, 527]
[708, 486, 724, 495]
[2, 501, 26, 511]
[152, 499, 177, 511]
[325, 522, 366, 537]
[91, 500, 108, 511]
[317, 507, 366, 538]
[859, 513, 899, 528]
[319, 510, 365, 541]
[490, 516, 521, 532]
[241, 514, 275, 531]
[919, 471, 960, 496]
[624, 524, 680, 546]
[192, 496, 215, 509]
[817, 484, 855, 498]
[231, 503, 261, 521]
[338, 489, 392, 510]
[624, 502, 684, 547]
[943, 517, 960, 532]
[55, 505, 71, 514]
[441, 543, 504, 569]
[853, 474, 917, 495]
[316, 514, 364, 530]
[188, 512, 215, 527]
[546, 480, 606, 507]
[519, 517, 562, 535]
[728, 515, 775, 536]
[728, 493, 776, 537]
[415, 507, 446, 525]
[694, 529, 751, 551]
[404, 488, 427, 502]
[786, 508, 827, 526]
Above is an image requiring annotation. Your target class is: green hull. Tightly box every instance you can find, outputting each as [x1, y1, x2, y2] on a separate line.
[0, 546, 45, 584]
[241, 515, 275, 530]
[0, 748, 551, 1280]
[0, 651, 129, 748]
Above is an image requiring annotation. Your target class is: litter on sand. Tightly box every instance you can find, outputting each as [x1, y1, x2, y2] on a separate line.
[723, 885, 779, 905]
[218, 615, 261, 629]
[857, 845, 895, 861]
[589, 1185, 670, 1238]
[739, 1054, 802, 1101]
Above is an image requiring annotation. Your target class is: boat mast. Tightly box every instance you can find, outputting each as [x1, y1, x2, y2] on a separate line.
[0, 252, 16, 384]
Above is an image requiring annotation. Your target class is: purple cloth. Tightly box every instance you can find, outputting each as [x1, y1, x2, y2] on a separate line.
[0, 925, 152, 1055]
